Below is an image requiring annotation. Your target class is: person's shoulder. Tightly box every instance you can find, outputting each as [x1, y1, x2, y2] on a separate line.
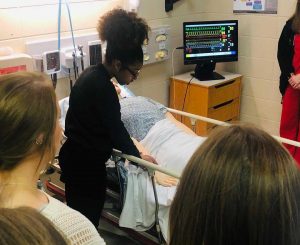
[41, 195, 83, 220]
[75, 65, 100, 84]
[75, 64, 108, 87]
[284, 18, 294, 30]
[41, 195, 106, 244]
[287, 17, 293, 24]
[279, 18, 294, 38]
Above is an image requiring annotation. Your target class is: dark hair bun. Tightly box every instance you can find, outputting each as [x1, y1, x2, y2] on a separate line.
[97, 8, 149, 50]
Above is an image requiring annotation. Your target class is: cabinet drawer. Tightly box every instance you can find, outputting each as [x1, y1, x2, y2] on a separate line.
[206, 117, 238, 134]
[194, 99, 240, 136]
[208, 78, 241, 107]
[207, 98, 240, 127]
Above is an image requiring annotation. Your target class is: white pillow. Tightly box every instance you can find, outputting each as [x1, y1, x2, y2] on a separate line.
[140, 119, 206, 175]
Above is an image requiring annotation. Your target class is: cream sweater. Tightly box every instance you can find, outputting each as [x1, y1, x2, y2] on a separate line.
[41, 193, 106, 245]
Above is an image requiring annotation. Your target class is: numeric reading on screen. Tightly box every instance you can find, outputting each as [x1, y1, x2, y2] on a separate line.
[184, 22, 237, 59]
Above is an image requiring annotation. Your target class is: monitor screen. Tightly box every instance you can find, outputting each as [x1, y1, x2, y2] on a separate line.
[183, 20, 238, 65]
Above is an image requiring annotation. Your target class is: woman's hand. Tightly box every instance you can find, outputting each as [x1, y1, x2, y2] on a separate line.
[112, 81, 121, 94]
[155, 171, 178, 187]
[141, 154, 157, 164]
[288, 73, 300, 90]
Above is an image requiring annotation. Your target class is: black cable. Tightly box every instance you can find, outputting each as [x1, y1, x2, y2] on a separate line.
[53, 73, 57, 89]
[50, 74, 57, 89]
[68, 68, 73, 91]
[78, 45, 84, 72]
[72, 51, 78, 80]
[149, 172, 163, 244]
[181, 76, 194, 122]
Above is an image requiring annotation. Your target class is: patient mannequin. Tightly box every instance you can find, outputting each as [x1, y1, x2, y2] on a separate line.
[131, 137, 178, 187]
[119, 95, 200, 187]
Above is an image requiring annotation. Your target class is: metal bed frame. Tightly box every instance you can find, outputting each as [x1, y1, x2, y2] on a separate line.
[45, 107, 300, 245]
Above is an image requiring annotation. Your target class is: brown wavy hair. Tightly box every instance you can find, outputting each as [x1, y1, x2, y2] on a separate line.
[292, 1, 300, 33]
[0, 207, 68, 245]
[0, 72, 57, 172]
[97, 8, 150, 65]
[169, 124, 300, 245]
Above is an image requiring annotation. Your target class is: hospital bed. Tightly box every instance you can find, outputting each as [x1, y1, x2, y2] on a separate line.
[46, 95, 300, 245]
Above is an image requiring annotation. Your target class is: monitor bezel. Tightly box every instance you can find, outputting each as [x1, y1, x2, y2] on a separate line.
[183, 20, 238, 65]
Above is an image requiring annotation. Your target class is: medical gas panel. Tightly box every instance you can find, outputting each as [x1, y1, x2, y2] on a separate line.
[25, 25, 170, 77]
[143, 25, 171, 65]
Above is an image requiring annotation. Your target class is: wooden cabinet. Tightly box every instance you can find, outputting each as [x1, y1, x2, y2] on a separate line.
[169, 71, 242, 136]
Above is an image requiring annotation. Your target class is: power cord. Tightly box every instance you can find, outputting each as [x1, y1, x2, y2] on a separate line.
[66, 0, 79, 78]
[78, 45, 85, 71]
[181, 76, 194, 122]
[50, 73, 58, 89]
[68, 68, 73, 90]
[171, 46, 184, 77]
[72, 51, 78, 80]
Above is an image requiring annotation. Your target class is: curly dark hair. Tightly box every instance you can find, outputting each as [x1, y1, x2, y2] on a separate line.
[97, 8, 150, 65]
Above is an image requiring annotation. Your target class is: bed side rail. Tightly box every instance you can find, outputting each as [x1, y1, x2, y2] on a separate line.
[112, 149, 180, 179]
[166, 107, 300, 148]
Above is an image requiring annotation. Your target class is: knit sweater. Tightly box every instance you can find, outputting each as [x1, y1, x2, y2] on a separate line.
[41, 193, 105, 245]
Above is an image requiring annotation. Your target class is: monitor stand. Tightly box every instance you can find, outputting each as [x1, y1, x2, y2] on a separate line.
[192, 62, 225, 81]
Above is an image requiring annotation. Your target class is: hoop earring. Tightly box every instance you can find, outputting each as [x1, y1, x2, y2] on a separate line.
[35, 139, 43, 145]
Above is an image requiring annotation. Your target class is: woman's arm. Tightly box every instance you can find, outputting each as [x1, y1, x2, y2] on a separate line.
[132, 134, 178, 187]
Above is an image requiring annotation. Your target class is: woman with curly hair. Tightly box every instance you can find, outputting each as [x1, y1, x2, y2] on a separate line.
[58, 8, 153, 227]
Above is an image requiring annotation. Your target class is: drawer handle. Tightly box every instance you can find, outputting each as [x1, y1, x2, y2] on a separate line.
[214, 80, 234, 88]
[213, 99, 233, 109]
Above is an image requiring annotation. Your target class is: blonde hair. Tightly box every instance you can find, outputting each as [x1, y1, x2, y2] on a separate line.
[0, 72, 57, 171]
[169, 124, 300, 245]
[0, 207, 68, 245]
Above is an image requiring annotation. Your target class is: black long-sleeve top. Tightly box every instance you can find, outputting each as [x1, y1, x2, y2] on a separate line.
[277, 18, 295, 96]
[64, 63, 140, 160]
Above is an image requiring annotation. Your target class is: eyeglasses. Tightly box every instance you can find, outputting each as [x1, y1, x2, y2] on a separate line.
[123, 66, 140, 79]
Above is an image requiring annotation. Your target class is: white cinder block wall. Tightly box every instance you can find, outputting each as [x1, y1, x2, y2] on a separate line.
[0, 0, 297, 135]
[127, 0, 205, 104]
[0, 0, 124, 99]
[199, 0, 297, 135]
[134, 0, 297, 136]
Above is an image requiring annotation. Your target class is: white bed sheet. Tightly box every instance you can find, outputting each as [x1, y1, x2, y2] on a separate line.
[119, 119, 206, 241]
